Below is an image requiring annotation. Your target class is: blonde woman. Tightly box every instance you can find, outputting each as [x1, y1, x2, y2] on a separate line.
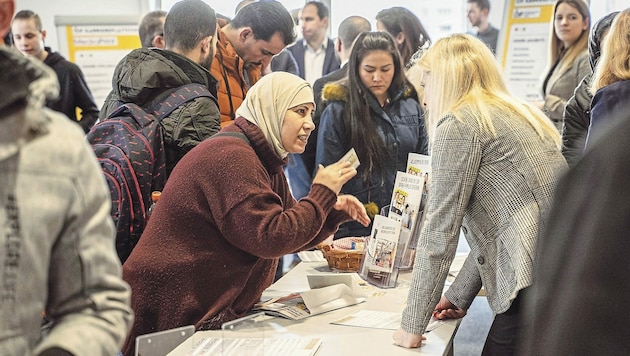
[537, 0, 590, 131]
[586, 8, 630, 148]
[393, 34, 567, 354]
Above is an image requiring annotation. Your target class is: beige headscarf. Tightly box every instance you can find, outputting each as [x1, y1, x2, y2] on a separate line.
[235, 72, 314, 159]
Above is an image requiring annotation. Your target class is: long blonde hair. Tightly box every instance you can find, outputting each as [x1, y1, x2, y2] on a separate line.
[591, 8, 630, 93]
[547, 0, 590, 73]
[417, 34, 561, 149]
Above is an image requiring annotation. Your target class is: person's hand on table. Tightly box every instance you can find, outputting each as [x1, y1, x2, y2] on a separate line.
[433, 295, 467, 320]
[393, 327, 426, 348]
[333, 195, 370, 226]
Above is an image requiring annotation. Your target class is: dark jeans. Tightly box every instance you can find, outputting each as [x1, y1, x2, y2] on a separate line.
[482, 288, 529, 356]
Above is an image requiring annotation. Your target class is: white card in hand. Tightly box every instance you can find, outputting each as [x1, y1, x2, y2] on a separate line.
[340, 148, 360, 169]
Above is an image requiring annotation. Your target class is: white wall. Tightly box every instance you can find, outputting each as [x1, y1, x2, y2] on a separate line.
[591, 0, 630, 23]
[329, 0, 467, 41]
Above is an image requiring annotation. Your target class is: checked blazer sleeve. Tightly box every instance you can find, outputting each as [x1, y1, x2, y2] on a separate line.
[401, 107, 566, 336]
[401, 114, 481, 335]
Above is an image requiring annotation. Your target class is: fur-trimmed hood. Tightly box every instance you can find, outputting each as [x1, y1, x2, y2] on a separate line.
[321, 81, 416, 104]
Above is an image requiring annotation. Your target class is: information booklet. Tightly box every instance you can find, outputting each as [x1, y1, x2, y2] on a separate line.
[388, 171, 423, 230]
[406, 153, 431, 178]
[183, 313, 322, 355]
[359, 215, 402, 288]
[331, 310, 445, 332]
[253, 276, 366, 320]
[399, 153, 432, 270]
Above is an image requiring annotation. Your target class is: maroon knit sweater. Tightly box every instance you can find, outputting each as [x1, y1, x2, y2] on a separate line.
[121, 118, 350, 355]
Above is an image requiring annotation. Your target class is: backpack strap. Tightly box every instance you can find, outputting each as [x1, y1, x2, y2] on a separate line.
[211, 132, 251, 146]
[105, 103, 156, 127]
[146, 83, 218, 121]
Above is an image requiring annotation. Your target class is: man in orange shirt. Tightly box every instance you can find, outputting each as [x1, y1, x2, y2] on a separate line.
[212, 1, 295, 126]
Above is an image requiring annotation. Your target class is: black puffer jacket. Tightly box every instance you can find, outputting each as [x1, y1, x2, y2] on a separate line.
[562, 11, 619, 168]
[99, 48, 220, 176]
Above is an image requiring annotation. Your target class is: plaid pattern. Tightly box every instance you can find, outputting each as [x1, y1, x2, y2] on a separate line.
[401, 109, 567, 335]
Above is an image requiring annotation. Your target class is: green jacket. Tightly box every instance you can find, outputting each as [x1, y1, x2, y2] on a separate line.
[100, 48, 221, 175]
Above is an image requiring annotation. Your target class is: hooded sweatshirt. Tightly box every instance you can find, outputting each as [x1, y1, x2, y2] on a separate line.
[43, 47, 99, 133]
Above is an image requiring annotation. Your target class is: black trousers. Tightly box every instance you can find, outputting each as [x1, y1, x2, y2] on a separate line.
[481, 288, 529, 356]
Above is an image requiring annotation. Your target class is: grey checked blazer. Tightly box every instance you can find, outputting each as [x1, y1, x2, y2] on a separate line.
[401, 109, 567, 335]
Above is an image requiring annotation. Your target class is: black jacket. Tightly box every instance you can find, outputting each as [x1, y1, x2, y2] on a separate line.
[523, 111, 630, 356]
[587, 79, 630, 149]
[44, 48, 99, 132]
[561, 11, 618, 167]
[302, 64, 349, 177]
[561, 74, 591, 168]
[269, 48, 299, 76]
[285, 38, 340, 80]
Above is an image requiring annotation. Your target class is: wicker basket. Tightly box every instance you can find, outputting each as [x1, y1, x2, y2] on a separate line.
[318, 237, 367, 272]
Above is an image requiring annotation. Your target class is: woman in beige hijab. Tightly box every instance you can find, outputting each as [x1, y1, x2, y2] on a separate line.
[122, 72, 369, 355]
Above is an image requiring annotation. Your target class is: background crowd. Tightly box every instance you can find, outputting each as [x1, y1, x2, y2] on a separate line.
[1, 0, 629, 355]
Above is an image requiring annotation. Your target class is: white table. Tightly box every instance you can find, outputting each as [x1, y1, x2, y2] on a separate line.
[169, 254, 467, 356]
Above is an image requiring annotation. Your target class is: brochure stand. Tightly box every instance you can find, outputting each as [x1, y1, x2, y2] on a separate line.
[395, 205, 425, 271]
[358, 153, 431, 287]
[374, 204, 425, 272]
[358, 215, 401, 289]
[358, 257, 400, 289]
[135, 325, 195, 356]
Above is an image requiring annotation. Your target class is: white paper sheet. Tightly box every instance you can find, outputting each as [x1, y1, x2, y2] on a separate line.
[331, 310, 445, 332]
[189, 337, 321, 356]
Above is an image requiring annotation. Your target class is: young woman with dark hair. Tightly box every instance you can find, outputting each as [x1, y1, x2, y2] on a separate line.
[316, 31, 428, 238]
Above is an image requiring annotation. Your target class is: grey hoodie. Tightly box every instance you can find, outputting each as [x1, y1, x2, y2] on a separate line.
[0, 47, 133, 355]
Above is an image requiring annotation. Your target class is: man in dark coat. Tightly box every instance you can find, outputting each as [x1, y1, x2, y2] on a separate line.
[303, 16, 371, 178]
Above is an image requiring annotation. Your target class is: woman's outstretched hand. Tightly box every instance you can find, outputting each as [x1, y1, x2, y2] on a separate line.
[334, 195, 370, 226]
[312, 162, 356, 195]
[312, 161, 369, 226]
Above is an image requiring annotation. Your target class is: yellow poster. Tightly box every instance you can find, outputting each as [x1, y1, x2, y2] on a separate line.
[499, 0, 556, 102]
[56, 16, 141, 109]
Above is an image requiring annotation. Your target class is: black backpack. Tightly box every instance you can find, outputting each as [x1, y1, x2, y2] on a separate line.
[87, 83, 216, 262]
